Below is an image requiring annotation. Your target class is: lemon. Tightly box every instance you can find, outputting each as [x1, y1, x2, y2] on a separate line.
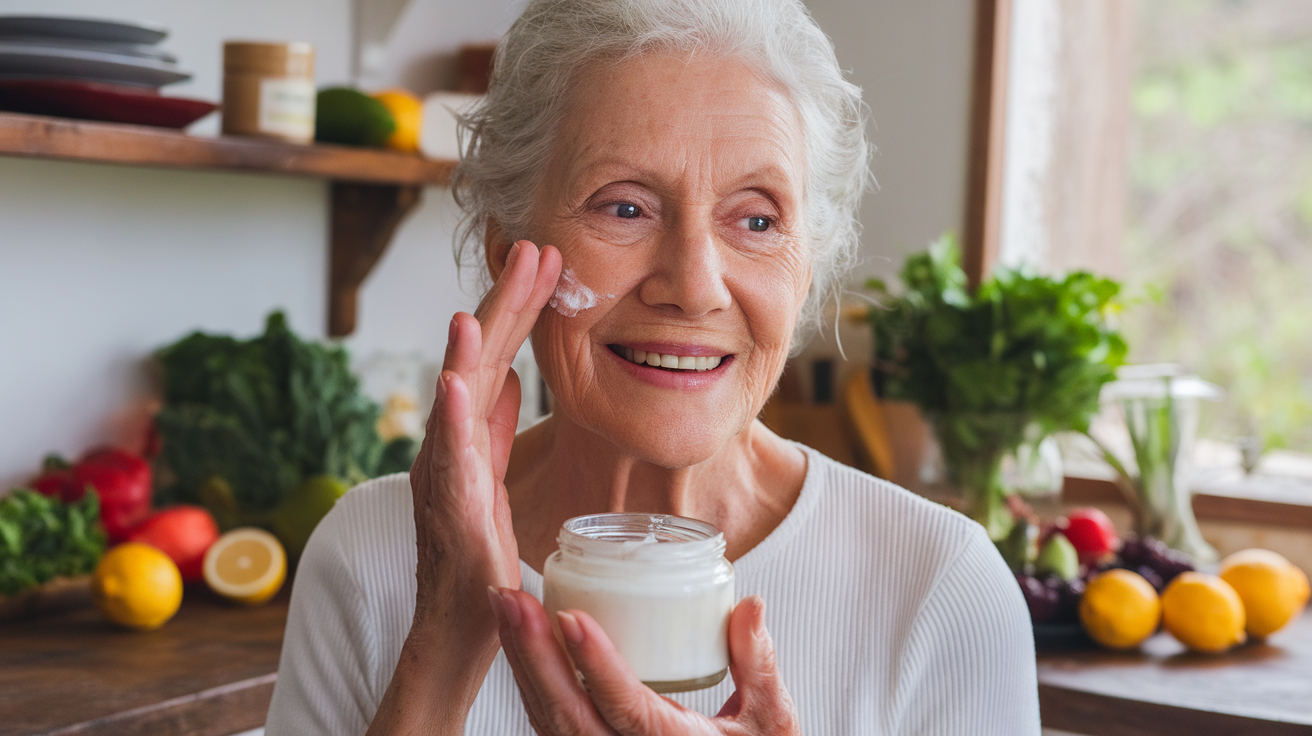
[272, 475, 347, 558]
[1220, 549, 1311, 639]
[92, 542, 184, 631]
[1079, 569, 1161, 650]
[372, 89, 423, 152]
[1161, 571, 1247, 653]
[203, 527, 286, 606]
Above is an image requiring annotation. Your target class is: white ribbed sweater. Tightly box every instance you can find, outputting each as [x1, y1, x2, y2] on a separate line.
[265, 446, 1041, 735]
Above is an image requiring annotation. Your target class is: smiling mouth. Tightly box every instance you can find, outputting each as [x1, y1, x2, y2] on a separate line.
[609, 345, 729, 372]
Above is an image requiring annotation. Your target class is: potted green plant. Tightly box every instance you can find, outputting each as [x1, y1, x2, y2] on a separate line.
[866, 235, 1127, 539]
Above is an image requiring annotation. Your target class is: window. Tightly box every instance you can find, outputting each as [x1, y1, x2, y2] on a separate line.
[990, 0, 1312, 491]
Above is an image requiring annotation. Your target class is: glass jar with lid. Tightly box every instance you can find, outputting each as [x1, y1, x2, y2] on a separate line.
[543, 513, 735, 693]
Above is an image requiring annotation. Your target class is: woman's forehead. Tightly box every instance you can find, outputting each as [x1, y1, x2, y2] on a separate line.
[549, 51, 806, 193]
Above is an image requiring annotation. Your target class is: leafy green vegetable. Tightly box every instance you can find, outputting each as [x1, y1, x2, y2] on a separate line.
[153, 311, 416, 525]
[0, 489, 106, 597]
[867, 234, 1127, 537]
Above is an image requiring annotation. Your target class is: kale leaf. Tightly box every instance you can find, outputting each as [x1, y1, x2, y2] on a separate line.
[153, 311, 416, 521]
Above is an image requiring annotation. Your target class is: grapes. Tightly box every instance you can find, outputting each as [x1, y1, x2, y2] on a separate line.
[1117, 534, 1195, 590]
[1016, 573, 1060, 624]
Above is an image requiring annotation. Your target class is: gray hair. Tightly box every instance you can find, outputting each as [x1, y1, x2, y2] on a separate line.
[453, 0, 871, 347]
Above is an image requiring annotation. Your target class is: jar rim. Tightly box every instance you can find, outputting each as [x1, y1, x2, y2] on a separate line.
[557, 513, 725, 562]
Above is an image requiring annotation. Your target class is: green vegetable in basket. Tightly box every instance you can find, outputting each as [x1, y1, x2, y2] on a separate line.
[0, 488, 106, 597]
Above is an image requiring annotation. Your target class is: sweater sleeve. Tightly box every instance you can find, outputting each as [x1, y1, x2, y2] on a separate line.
[264, 512, 378, 736]
[891, 524, 1042, 736]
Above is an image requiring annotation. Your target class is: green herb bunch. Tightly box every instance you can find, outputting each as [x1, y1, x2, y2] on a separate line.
[867, 235, 1126, 535]
[0, 489, 106, 597]
[153, 311, 416, 523]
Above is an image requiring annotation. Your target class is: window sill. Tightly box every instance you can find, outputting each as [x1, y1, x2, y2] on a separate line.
[1062, 474, 1312, 530]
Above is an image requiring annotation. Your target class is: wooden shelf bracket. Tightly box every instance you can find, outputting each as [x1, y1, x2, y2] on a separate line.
[328, 182, 423, 337]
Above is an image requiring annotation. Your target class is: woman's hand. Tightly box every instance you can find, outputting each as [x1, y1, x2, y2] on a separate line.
[491, 590, 801, 736]
[410, 240, 560, 623]
[369, 241, 560, 736]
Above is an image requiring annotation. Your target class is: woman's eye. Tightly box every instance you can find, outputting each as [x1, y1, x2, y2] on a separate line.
[612, 203, 641, 219]
[744, 216, 771, 232]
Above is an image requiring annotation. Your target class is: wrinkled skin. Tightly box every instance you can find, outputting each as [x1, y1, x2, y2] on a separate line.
[368, 51, 809, 736]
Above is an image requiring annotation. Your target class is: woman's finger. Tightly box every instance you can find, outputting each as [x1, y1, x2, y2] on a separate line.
[470, 242, 548, 406]
[489, 588, 552, 733]
[488, 368, 521, 480]
[443, 312, 483, 380]
[721, 597, 797, 733]
[496, 589, 615, 735]
[556, 610, 705, 736]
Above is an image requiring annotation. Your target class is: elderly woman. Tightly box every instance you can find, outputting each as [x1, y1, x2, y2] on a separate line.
[266, 0, 1039, 733]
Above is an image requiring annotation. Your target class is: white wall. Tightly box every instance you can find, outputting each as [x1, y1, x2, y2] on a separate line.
[806, 0, 977, 283]
[0, 0, 505, 488]
[0, 0, 979, 486]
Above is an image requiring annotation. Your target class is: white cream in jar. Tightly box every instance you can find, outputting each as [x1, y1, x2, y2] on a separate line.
[543, 513, 735, 693]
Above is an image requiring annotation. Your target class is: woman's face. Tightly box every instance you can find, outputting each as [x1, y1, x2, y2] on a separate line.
[524, 51, 810, 467]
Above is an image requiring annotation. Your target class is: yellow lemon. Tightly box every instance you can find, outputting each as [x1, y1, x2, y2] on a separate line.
[1079, 569, 1162, 650]
[1161, 571, 1247, 653]
[1220, 549, 1310, 639]
[92, 542, 184, 631]
[371, 89, 423, 152]
[203, 527, 286, 606]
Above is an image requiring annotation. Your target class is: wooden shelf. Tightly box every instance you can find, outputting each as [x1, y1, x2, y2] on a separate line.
[0, 111, 457, 336]
[0, 111, 454, 185]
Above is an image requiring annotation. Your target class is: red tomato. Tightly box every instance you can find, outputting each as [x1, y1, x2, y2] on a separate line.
[1058, 507, 1120, 564]
[127, 506, 221, 583]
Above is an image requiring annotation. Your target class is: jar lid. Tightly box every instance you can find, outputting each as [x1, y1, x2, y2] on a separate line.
[557, 513, 725, 563]
[223, 41, 314, 76]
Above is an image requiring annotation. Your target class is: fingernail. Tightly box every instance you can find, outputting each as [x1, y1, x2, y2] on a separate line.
[556, 611, 584, 646]
[487, 586, 503, 622]
[448, 317, 458, 345]
[499, 589, 523, 628]
[506, 241, 521, 269]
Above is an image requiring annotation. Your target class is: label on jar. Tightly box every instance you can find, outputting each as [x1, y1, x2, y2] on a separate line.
[258, 77, 316, 142]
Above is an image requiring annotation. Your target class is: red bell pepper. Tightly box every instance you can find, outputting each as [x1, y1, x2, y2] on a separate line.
[30, 448, 153, 543]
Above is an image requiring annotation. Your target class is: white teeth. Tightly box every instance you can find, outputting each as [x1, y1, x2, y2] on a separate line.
[620, 348, 725, 372]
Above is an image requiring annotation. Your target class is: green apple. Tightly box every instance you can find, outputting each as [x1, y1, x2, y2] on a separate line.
[1036, 531, 1080, 581]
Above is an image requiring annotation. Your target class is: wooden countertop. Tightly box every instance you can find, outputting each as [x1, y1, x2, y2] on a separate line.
[0, 589, 287, 736]
[1038, 611, 1312, 735]
[4, 583, 1309, 735]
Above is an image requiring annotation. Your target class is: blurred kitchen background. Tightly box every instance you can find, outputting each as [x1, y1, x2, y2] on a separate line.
[0, 0, 974, 490]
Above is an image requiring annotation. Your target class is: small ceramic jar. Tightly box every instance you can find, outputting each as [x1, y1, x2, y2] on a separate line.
[222, 41, 315, 143]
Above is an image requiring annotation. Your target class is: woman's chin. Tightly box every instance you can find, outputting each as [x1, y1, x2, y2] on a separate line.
[593, 417, 744, 469]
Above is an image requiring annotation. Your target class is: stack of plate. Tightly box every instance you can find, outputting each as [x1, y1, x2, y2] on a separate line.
[0, 15, 216, 128]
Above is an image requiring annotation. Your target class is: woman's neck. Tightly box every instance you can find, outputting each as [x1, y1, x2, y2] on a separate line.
[505, 413, 807, 573]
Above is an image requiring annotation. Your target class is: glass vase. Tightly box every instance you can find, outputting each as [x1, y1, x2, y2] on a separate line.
[1101, 366, 1221, 564]
[932, 412, 1030, 541]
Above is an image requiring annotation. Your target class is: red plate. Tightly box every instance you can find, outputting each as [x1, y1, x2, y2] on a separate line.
[0, 78, 216, 128]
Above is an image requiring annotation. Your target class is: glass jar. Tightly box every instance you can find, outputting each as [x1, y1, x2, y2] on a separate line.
[543, 513, 735, 693]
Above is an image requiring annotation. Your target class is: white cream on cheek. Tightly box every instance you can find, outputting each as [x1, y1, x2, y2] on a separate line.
[548, 266, 613, 317]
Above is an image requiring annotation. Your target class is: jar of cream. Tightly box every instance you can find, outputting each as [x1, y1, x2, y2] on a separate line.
[543, 513, 735, 693]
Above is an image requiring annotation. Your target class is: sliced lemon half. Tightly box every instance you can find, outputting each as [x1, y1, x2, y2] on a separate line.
[203, 527, 287, 606]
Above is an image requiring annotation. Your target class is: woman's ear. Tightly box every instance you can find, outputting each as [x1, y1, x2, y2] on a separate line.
[485, 220, 512, 280]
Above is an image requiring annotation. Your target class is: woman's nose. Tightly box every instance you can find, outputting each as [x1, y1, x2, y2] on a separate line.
[638, 214, 733, 317]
